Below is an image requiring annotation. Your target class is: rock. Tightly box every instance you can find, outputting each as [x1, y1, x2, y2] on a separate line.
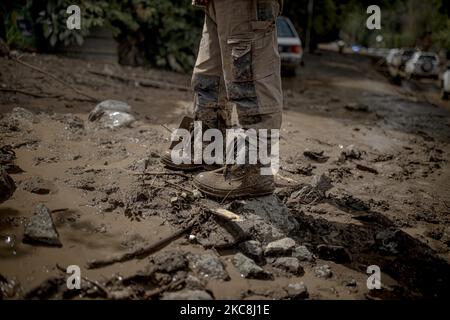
[314, 265, 332, 279]
[88, 100, 135, 129]
[264, 237, 296, 256]
[23, 204, 62, 247]
[161, 289, 213, 300]
[0, 145, 22, 174]
[109, 287, 134, 300]
[285, 282, 309, 299]
[229, 195, 298, 243]
[303, 149, 329, 163]
[272, 257, 304, 275]
[233, 253, 273, 280]
[20, 176, 54, 195]
[375, 229, 399, 254]
[188, 253, 229, 280]
[317, 244, 351, 263]
[239, 240, 264, 263]
[151, 251, 187, 273]
[331, 190, 370, 211]
[292, 245, 315, 262]
[340, 144, 363, 160]
[0, 168, 16, 203]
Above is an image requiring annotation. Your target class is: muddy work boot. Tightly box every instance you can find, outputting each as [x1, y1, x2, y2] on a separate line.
[193, 164, 275, 199]
[160, 116, 206, 171]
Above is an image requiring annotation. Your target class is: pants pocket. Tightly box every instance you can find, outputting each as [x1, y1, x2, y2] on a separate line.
[229, 39, 253, 82]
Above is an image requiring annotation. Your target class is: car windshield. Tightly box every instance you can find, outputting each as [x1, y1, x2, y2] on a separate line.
[276, 18, 295, 38]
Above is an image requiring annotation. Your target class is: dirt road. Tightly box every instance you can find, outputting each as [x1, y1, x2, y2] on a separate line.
[1, 50, 450, 300]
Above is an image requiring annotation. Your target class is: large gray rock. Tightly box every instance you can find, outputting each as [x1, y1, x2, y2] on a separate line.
[151, 251, 188, 273]
[264, 237, 296, 257]
[188, 253, 229, 280]
[233, 253, 272, 280]
[232, 195, 299, 241]
[23, 204, 62, 247]
[161, 289, 213, 300]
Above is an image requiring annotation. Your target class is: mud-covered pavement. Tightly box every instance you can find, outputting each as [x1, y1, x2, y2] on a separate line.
[1, 50, 450, 300]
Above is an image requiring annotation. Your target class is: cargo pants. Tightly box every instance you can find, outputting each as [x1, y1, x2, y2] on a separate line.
[192, 0, 283, 131]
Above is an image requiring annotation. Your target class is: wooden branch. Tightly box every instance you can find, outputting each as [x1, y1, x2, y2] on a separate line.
[86, 213, 206, 269]
[89, 70, 191, 92]
[13, 58, 100, 102]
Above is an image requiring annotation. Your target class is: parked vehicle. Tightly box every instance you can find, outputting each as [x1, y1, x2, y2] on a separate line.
[442, 66, 450, 100]
[405, 52, 440, 79]
[276, 16, 302, 76]
[393, 48, 417, 71]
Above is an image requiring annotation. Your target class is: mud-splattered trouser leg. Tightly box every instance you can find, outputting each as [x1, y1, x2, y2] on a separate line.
[212, 0, 283, 131]
[192, 12, 230, 131]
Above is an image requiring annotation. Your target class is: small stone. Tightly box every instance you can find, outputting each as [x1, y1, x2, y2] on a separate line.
[23, 204, 62, 247]
[161, 289, 213, 300]
[292, 245, 315, 262]
[170, 197, 178, 203]
[185, 275, 205, 290]
[233, 253, 272, 280]
[285, 282, 309, 299]
[20, 176, 53, 194]
[264, 237, 296, 257]
[151, 251, 187, 273]
[340, 144, 362, 160]
[192, 190, 202, 199]
[188, 253, 229, 280]
[314, 265, 332, 279]
[316, 244, 352, 263]
[272, 257, 303, 275]
[239, 240, 264, 263]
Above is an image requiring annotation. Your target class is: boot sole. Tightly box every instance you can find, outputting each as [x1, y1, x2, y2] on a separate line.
[193, 179, 274, 200]
[160, 156, 204, 171]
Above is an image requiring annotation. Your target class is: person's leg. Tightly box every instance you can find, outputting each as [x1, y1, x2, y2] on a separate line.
[161, 4, 227, 170]
[193, 0, 283, 199]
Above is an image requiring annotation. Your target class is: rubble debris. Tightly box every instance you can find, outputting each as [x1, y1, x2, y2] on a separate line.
[151, 251, 188, 273]
[88, 100, 135, 128]
[185, 275, 205, 290]
[356, 163, 378, 174]
[285, 282, 309, 300]
[231, 195, 299, 238]
[292, 245, 315, 262]
[0, 145, 22, 173]
[287, 174, 332, 205]
[23, 276, 66, 300]
[316, 244, 352, 263]
[23, 204, 62, 247]
[20, 176, 54, 195]
[314, 265, 332, 279]
[0, 167, 16, 203]
[239, 240, 264, 263]
[161, 289, 213, 300]
[264, 237, 296, 257]
[330, 190, 370, 212]
[340, 144, 363, 161]
[375, 229, 399, 254]
[272, 257, 304, 275]
[345, 102, 369, 112]
[188, 253, 229, 280]
[303, 149, 329, 163]
[233, 253, 273, 280]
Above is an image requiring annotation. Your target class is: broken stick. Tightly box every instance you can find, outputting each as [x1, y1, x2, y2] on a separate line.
[86, 212, 207, 269]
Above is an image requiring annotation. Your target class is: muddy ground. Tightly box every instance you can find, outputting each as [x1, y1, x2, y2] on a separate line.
[1, 49, 450, 300]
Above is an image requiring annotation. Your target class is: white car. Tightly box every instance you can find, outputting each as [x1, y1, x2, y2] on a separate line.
[405, 52, 440, 79]
[276, 16, 303, 76]
[442, 67, 450, 100]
